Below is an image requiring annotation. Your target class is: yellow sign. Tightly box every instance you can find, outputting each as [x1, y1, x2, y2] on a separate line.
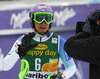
[27, 50, 56, 57]
[45, 50, 56, 57]
[41, 59, 58, 72]
[34, 44, 48, 50]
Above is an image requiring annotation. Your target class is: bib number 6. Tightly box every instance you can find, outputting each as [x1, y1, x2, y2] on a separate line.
[35, 58, 41, 71]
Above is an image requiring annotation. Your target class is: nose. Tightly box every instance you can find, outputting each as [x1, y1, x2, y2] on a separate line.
[41, 21, 47, 25]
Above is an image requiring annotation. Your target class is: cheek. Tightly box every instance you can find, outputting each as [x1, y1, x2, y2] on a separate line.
[35, 26, 39, 31]
[34, 23, 39, 29]
[47, 25, 50, 29]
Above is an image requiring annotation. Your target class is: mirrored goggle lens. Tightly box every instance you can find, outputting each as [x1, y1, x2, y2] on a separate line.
[36, 15, 51, 22]
[34, 13, 53, 24]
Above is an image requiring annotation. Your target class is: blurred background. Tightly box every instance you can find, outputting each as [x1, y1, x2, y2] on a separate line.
[0, 0, 100, 79]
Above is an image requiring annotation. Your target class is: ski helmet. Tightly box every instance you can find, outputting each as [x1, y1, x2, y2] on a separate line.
[29, 3, 53, 34]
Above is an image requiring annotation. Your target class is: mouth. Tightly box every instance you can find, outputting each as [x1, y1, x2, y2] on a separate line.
[40, 27, 46, 29]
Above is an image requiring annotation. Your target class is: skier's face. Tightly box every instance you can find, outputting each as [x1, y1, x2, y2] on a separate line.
[34, 22, 50, 34]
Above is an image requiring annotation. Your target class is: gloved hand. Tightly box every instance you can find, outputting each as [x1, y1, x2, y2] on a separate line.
[47, 72, 66, 79]
[16, 32, 38, 59]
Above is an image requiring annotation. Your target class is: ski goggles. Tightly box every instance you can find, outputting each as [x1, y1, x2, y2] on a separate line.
[33, 12, 53, 24]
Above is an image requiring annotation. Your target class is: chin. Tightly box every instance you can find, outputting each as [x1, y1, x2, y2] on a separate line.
[39, 32, 45, 34]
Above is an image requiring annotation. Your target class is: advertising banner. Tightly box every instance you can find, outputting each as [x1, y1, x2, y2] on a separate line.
[0, 4, 100, 35]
